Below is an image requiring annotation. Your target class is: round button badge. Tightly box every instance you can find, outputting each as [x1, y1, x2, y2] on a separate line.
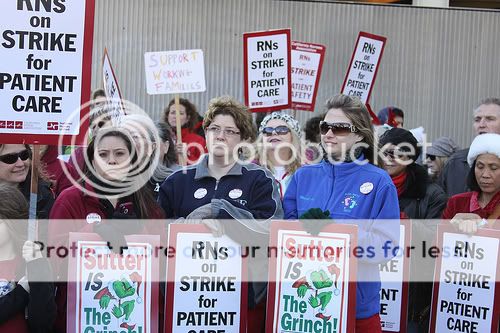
[360, 182, 374, 195]
[86, 213, 102, 224]
[194, 188, 208, 199]
[228, 189, 243, 199]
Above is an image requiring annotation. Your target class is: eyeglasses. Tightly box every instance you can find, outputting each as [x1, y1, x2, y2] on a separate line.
[0, 149, 32, 164]
[262, 126, 291, 136]
[426, 154, 436, 161]
[319, 121, 357, 136]
[206, 126, 240, 137]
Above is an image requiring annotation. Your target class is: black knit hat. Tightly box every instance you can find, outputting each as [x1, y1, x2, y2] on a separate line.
[379, 127, 421, 161]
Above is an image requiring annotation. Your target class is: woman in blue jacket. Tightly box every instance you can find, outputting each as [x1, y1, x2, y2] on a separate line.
[283, 94, 400, 332]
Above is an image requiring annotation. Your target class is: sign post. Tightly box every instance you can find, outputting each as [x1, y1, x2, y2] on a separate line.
[291, 41, 326, 112]
[266, 221, 358, 333]
[102, 48, 125, 123]
[429, 224, 500, 333]
[341, 32, 386, 104]
[379, 220, 411, 333]
[243, 29, 292, 112]
[144, 49, 206, 165]
[165, 224, 247, 332]
[67, 233, 160, 333]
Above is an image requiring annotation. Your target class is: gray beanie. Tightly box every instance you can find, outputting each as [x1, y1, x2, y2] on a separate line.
[427, 137, 459, 157]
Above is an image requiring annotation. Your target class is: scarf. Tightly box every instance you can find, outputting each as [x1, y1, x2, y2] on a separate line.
[391, 171, 407, 197]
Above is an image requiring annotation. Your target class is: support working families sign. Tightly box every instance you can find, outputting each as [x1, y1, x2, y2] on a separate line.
[144, 49, 206, 95]
[68, 233, 160, 333]
[341, 32, 386, 104]
[430, 225, 500, 333]
[291, 41, 326, 112]
[165, 224, 247, 333]
[0, 0, 94, 144]
[266, 222, 357, 333]
[244, 29, 291, 112]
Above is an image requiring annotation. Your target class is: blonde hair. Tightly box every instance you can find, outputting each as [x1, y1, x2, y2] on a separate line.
[255, 126, 302, 175]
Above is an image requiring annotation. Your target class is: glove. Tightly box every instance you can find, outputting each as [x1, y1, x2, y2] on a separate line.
[299, 208, 332, 236]
[93, 223, 128, 254]
[202, 219, 224, 237]
[186, 204, 213, 221]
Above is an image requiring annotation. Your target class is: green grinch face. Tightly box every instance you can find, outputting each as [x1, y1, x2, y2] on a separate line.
[112, 278, 136, 299]
[311, 269, 333, 290]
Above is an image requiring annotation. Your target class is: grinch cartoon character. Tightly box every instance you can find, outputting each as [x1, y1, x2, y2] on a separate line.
[292, 264, 340, 320]
[94, 272, 142, 331]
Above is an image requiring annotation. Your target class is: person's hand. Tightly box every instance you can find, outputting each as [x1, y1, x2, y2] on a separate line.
[450, 213, 483, 235]
[22, 241, 43, 263]
[175, 143, 187, 156]
[18, 276, 29, 293]
[186, 204, 213, 220]
[203, 219, 224, 237]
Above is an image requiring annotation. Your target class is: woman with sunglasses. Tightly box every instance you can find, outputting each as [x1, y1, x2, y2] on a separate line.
[283, 94, 400, 332]
[0, 144, 54, 236]
[379, 127, 447, 333]
[159, 96, 283, 333]
[255, 112, 303, 198]
[425, 137, 458, 185]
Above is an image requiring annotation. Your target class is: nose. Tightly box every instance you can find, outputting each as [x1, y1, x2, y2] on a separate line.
[13, 157, 25, 167]
[215, 130, 226, 140]
[480, 168, 492, 178]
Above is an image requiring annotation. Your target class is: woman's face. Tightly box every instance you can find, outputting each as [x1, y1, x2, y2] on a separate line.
[426, 155, 441, 175]
[474, 153, 500, 195]
[167, 104, 189, 129]
[383, 143, 409, 177]
[0, 144, 30, 185]
[159, 139, 170, 161]
[205, 114, 242, 160]
[262, 119, 293, 149]
[92, 136, 132, 181]
[321, 108, 362, 158]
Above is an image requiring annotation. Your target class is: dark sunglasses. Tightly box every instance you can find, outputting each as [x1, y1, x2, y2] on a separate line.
[0, 149, 32, 164]
[319, 121, 358, 136]
[262, 126, 291, 136]
[426, 154, 436, 161]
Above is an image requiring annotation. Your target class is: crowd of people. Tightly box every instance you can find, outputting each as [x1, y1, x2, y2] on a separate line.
[0, 92, 498, 332]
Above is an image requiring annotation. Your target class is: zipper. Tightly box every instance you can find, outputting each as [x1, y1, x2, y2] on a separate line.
[214, 179, 220, 191]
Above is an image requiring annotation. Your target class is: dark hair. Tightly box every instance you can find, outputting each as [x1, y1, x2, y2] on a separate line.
[85, 130, 159, 218]
[466, 161, 481, 192]
[156, 122, 177, 167]
[325, 94, 382, 166]
[304, 115, 324, 143]
[379, 127, 421, 162]
[164, 98, 199, 130]
[255, 112, 270, 133]
[0, 182, 28, 255]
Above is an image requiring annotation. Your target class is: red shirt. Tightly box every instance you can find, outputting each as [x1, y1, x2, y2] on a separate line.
[442, 191, 500, 222]
[178, 127, 207, 165]
[41, 145, 79, 196]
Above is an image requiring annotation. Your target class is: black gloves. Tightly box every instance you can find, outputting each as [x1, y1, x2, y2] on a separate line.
[299, 208, 333, 236]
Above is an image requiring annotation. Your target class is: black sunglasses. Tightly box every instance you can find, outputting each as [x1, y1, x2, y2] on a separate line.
[319, 121, 358, 136]
[0, 149, 32, 164]
[426, 154, 436, 161]
[262, 126, 291, 136]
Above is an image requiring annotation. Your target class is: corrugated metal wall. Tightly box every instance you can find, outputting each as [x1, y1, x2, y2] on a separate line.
[91, 0, 500, 147]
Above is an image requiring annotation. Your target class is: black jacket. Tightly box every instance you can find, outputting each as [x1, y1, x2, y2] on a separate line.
[438, 148, 470, 197]
[398, 164, 448, 325]
[0, 258, 56, 333]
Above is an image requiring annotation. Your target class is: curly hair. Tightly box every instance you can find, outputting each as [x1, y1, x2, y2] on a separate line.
[203, 96, 256, 142]
[163, 98, 199, 130]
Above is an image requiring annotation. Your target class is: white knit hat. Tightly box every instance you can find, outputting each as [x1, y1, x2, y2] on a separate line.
[259, 112, 301, 137]
[467, 133, 500, 166]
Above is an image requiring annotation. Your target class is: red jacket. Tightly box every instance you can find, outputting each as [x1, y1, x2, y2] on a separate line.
[41, 146, 79, 196]
[178, 127, 206, 165]
[442, 191, 500, 222]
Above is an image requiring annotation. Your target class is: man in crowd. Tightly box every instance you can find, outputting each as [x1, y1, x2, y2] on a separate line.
[439, 98, 500, 196]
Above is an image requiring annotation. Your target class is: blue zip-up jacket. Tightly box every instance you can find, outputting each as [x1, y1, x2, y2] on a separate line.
[283, 159, 400, 319]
